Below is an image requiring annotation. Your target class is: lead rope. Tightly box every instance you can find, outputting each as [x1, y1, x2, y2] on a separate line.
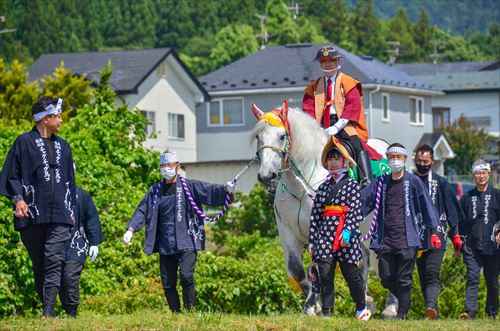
[176, 157, 259, 223]
[361, 176, 383, 242]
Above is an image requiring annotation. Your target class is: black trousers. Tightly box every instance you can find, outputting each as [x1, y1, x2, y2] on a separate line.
[317, 256, 366, 315]
[462, 242, 500, 318]
[378, 248, 417, 318]
[159, 250, 197, 312]
[59, 260, 85, 316]
[20, 223, 71, 316]
[416, 249, 445, 311]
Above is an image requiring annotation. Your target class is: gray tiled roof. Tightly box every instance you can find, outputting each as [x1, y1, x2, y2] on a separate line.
[200, 43, 436, 92]
[414, 132, 444, 151]
[29, 48, 207, 97]
[396, 61, 497, 76]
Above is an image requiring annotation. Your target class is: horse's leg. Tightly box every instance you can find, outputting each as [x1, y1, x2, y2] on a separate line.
[275, 210, 318, 315]
[382, 292, 399, 319]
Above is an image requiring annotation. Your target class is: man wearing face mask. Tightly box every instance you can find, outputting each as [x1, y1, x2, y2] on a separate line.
[122, 152, 235, 313]
[302, 45, 382, 185]
[362, 143, 441, 320]
[458, 159, 500, 320]
[412, 144, 464, 319]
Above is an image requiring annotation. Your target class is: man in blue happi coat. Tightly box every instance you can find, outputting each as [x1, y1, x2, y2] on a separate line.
[122, 151, 235, 312]
[60, 184, 104, 317]
[0, 96, 76, 317]
[459, 159, 500, 320]
[362, 143, 441, 320]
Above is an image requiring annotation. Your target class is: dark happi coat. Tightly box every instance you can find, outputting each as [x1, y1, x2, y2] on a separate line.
[459, 186, 500, 256]
[362, 172, 440, 251]
[65, 187, 104, 263]
[127, 178, 227, 255]
[418, 171, 465, 250]
[0, 127, 76, 230]
[309, 176, 364, 264]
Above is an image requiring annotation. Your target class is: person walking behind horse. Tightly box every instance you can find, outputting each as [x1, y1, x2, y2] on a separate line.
[59, 182, 103, 317]
[362, 143, 441, 320]
[302, 45, 381, 185]
[0, 96, 76, 317]
[122, 152, 235, 312]
[458, 159, 500, 320]
[308, 136, 371, 320]
[413, 144, 464, 319]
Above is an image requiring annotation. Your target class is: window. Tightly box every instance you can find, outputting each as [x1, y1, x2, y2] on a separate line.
[432, 107, 450, 131]
[381, 93, 390, 121]
[409, 96, 424, 125]
[208, 98, 244, 126]
[140, 111, 156, 137]
[168, 113, 185, 139]
[469, 116, 491, 129]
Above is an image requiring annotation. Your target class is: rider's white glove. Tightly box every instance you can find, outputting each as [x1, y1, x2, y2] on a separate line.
[88, 245, 99, 262]
[325, 126, 339, 136]
[225, 181, 236, 193]
[123, 230, 134, 245]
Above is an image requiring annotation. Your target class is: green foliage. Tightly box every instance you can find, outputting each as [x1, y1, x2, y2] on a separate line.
[41, 63, 93, 120]
[209, 25, 260, 69]
[211, 184, 277, 245]
[442, 115, 495, 175]
[0, 59, 40, 122]
[349, 0, 386, 59]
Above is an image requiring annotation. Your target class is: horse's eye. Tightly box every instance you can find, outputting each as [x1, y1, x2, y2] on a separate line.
[279, 135, 285, 141]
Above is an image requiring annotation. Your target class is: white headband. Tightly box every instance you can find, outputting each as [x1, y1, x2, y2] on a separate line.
[472, 163, 490, 174]
[33, 98, 63, 122]
[160, 152, 178, 164]
[386, 146, 408, 156]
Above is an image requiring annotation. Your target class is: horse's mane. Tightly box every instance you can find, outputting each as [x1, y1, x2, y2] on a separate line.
[251, 107, 326, 163]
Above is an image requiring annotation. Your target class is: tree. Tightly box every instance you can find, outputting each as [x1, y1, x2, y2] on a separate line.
[413, 9, 434, 61]
[209, 25, 259, 69]
[442, 115, 495, 175]
[349, 0, 385, 59]
[154, 0, 194, 50]
[386, 8, 418, 62]
[321, 0, 349, 44]
[0, 59, 40, 122]
[40, 63, 93, 120]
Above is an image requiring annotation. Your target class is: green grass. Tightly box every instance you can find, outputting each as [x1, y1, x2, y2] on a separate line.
[0, 309, 498, 331]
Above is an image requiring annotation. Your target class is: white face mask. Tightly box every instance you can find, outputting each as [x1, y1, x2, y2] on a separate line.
[160, 166, 177, 179]
[389, 159, 405, 172]
[321, 68, 338, 75]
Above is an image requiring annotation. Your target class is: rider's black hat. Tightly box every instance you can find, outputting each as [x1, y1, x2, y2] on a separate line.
[314, 46, 344, 61]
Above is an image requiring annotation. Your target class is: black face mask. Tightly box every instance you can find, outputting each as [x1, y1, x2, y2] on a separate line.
[416, 164, 432, 174]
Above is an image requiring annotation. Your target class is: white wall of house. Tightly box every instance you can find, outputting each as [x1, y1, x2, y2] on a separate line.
[432, 91, 500, 137]
[120, 58, 198, 162]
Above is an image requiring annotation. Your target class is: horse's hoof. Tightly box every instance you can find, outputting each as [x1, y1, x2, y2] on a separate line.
[303, 306, 316, 316]
[381, 304, 398, 320]
[314, 303, 322, 315]
[365, 295, 377, 313]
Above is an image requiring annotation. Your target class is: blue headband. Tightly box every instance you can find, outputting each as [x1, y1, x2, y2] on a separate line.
[33, 98, 63, 122]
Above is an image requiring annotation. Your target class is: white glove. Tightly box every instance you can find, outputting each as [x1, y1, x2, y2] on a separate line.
[225, 181, 236, 193]
[325, 126, 339, 136]
[88, 245, 99, 262]
[123, 230, 133, 245]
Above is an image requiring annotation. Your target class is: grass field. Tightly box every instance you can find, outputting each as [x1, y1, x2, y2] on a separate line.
[0, 309, 498, 331]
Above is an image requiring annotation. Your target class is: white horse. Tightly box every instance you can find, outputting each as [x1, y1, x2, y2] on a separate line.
[251, 101, 387, 315]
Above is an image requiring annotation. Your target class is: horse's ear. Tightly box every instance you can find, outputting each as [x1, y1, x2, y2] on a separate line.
[280, 100, 289, 119]
[252, 102, 264, 120]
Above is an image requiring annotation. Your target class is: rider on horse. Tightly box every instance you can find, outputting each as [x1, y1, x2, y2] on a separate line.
[302, 45, 382, 185]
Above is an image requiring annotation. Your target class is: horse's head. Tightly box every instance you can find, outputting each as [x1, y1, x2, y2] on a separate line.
[252, 101, 290, 187]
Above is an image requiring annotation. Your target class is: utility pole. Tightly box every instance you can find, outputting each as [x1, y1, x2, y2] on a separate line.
[255, 13, 269, 49]
[428, 39, 446, 65]
[385, 41, 400, 66]
[287, 2, 302, 42]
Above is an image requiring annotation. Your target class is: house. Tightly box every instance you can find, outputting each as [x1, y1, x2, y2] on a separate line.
[29, 48, 209, 162]
[396, 61, 500, 137]
[184, 43, 452, 192]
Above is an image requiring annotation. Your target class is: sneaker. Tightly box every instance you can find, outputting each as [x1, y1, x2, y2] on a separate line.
[356, 307, 372, 321]
[425, 307, 437, 320]
[459, 311, 475, 320]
